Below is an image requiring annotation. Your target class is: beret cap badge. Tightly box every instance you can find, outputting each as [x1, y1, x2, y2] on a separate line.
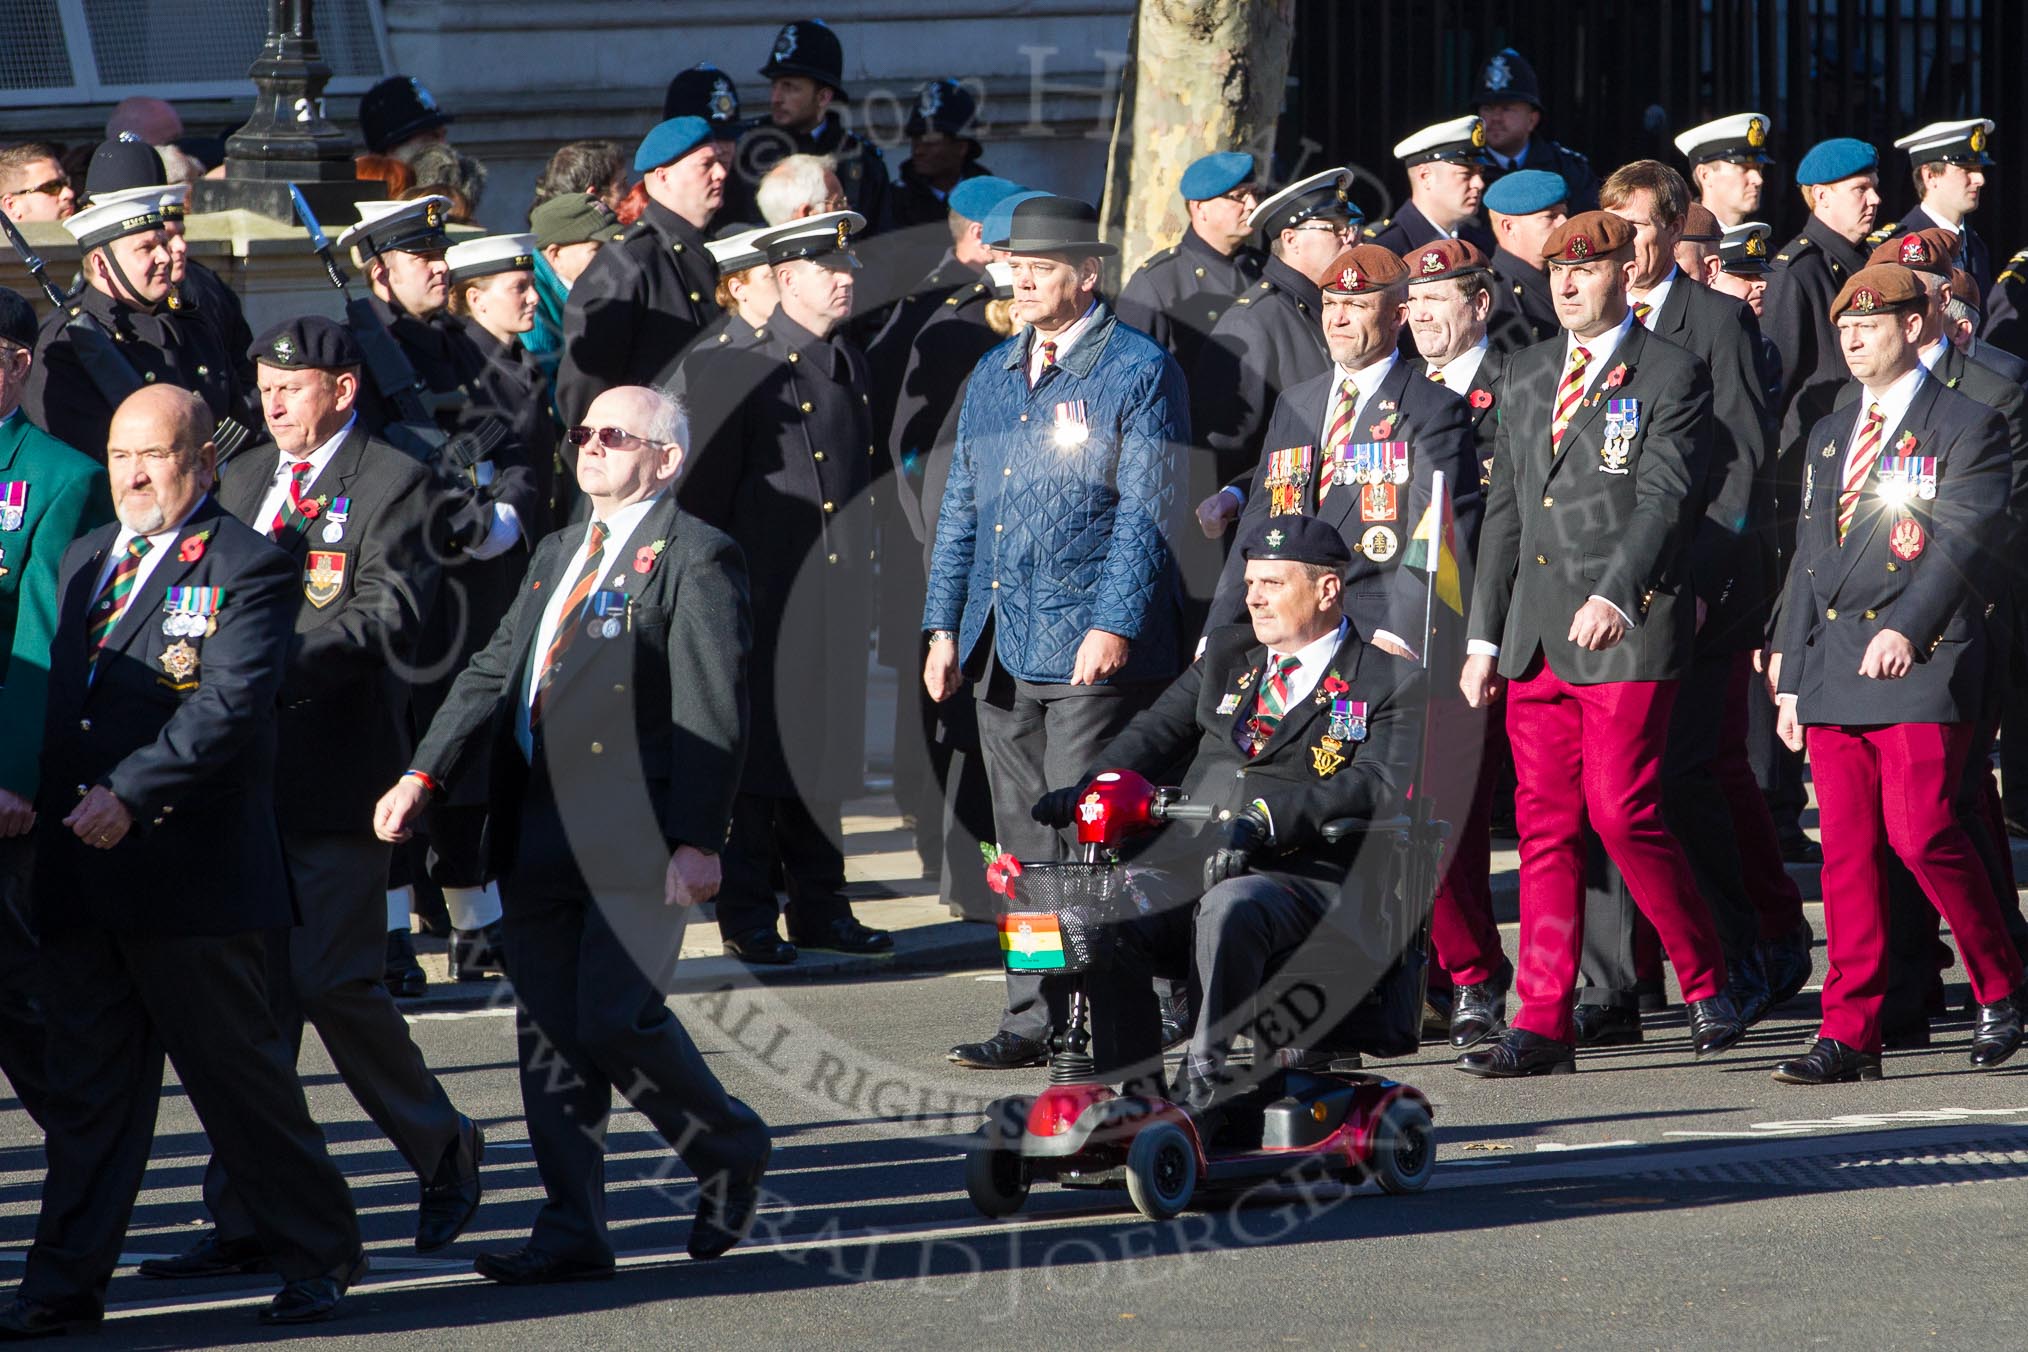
[1420, 249, 1446, 275]
[1852, 288, 1879, 313]
[1265, 528, 1286, 549]
[1899, 235, 1929, 265]
[1567, 235, 1591, 260]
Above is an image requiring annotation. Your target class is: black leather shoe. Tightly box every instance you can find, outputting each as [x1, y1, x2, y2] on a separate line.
[473, 1246, 615, 1286]
[1159, 1014, 1191, 1050]
[947, 1030, 1048, 1070]
[260, 1252, 366, 1325]
[0, 1298, 102, 1339]
[690, 1142, 770, 1260]
[1455, 1027, 1577, 1078]
[1778, 834, 1822, 864]
[1449, 978, 1509, 1049]
[722, 929, 798, 965]
[416, 1117, 484, 1252]
[1882, 1018, 1932, 1050]
[788, 917, 894, 956]
[1726, 947, 1776, 1028]
[449, 923, 506, 982]
[1971, 995, 2024, 1069]
[384, 930, 427, 998]
[1687, 994, 1745, 1058]
[138, 1229, 270, 1279]
[1764, 925, 1815, 1008]
[1572, 1004, 1642, 1047]
[1772, 1038, 1882, 1084]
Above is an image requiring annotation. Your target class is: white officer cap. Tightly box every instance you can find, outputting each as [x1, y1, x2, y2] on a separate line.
[1392, 115, 1491, 167]
[334, 195, 453, 258]
[1674, 112, 1774, 165]
[1894, 118, 1996, 166]
[706, 224, 773, 276]
[445, 233, 536, 284]
[755, 210, 865, 268]
[1246, 167, 1356, 233]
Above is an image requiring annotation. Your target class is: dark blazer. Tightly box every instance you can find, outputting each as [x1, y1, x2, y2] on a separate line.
[1893, 203, 1992, 301]
[1098, 621, 1423, 887]
[1454, 343, 1510, 504]
[410, 493, 750, 892]
[1647, 274, 1775, 651]
[1209, 358, 1479, 660]
[1469, 320, 1714, 683]
[218, 425, 441, 834]
[35, 497, 296, 935]
[1362, 204, 1495, 259]
[1773, 376, 2008, 726]
[1191, 255, 1331, 492]
[1972, 339, 2028, 388]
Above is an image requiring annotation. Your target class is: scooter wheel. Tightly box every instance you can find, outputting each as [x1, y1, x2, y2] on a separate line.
[965, 1147, 1030, 1218]
[1371, 1097, 1435, 1195]
[1125, 1120, 1198, 1220]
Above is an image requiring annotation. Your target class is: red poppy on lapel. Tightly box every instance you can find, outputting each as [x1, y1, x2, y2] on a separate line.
[1469, 388, 1494, 410]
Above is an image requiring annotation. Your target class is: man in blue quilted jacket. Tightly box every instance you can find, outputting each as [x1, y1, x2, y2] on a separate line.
[923, 194, 1191, 1069]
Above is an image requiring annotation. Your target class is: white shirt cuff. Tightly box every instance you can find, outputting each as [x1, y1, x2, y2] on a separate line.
[1777, 692, 1798, 706]
[1587, 594, 1636, 627]
[466, 502, 524, 562]
[1372, 629, 1418, 661]
[1467, 639, 1501, 658]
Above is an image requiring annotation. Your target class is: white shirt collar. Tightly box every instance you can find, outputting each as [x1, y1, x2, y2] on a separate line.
[1028, 302, 1099, 382]
[583, 492, 664, 552]
[1922, 203, 1963, 232]
[1564, 306, 1637, 380]
[1631, 266, 1678, 324]
[1334, 350, 1398, 408]
[1429, 337, 1489, 390]
[1918, 338, 1949, 372]
[277, 414, 356, 483]
[1852, 364, 1927, 444]
[112, 496, 202, 555]
[1267, 617, 1352, 709]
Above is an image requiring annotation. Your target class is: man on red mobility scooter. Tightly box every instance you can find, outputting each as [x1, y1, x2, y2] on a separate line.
[1032, 514, 1427, 1127]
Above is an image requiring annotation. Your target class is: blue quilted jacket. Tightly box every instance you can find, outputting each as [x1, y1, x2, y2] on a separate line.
[923, 302, 1189, 684]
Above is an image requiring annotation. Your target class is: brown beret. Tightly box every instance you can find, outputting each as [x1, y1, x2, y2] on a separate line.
[1866, 227, 1958, 276]
[1679, 203, 1722, 243]
[1950, 267, 1983, 315]
[1542, 210, 1636, 265]
[1829, 263, 1924, 322]
[1321, 243, 1410, 295]
[1403, 237, 1490, 283]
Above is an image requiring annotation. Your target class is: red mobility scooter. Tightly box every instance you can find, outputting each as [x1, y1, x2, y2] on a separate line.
[961, 768, 1443, 1221]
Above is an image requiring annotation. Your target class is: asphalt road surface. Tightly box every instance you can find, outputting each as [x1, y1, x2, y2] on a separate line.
[6, 935, 2028, 1350]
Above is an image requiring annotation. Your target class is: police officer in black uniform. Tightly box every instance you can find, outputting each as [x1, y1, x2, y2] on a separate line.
[1116, 152, 1268, 379]
[557, 117, 724, 428]
[1469, 47, 1600, 213]
[667, 62, 754, 223]
[24, 195, 251, 462]
[892, 78, 993, 232]
[1480, 168, 1567, 353]
[677, 211, 894, 964]
[736, 20, 891, 232]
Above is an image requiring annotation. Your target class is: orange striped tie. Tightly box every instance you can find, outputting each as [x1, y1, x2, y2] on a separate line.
[529, 520, 609, 726]
[1633, 301, 1653, 325]
[1427, 368, 1446, 386]
[1317, 377, 1358, 500]
[1837, 403, 1886, 544]
[1551, 345, 1590, 450]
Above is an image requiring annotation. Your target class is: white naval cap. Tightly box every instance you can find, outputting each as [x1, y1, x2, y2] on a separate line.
[445, 232, 536, 283]
[754, 209, 866, 267]
[1392, 115, 1490, 167]
[705, 224, 773, 275]
[1893, 118, 1996, 166]
[1674, 112, 1774, 164]
[334, 195, 453, 257]
[1246, 167, 1356, 233]
[62, 194, 164, 251]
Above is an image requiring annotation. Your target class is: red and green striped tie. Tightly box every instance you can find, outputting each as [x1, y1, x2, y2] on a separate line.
[88, 536, 154, 666]
[1245, 654, 1303, 757]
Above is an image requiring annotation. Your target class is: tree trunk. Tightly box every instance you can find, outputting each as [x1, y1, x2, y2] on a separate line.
[1101, 0, 1297, 280]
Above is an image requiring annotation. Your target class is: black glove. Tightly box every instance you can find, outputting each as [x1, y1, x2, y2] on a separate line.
[1203, 803, 1271, 890]
[1032, 785, 1083, 828]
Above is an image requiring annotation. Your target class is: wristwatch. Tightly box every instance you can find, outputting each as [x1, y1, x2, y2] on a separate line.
[927, 630, 957, 645]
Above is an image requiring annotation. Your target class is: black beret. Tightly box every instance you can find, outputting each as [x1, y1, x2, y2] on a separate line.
[0, 288, 34, 349]
[250, 315, 365, 371]
[1241, 514, 1352, 569]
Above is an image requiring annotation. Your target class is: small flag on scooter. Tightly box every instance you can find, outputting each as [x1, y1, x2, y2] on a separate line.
[999, 913, 1066, 970]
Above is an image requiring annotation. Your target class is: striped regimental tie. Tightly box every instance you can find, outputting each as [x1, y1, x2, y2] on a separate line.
[528, 520, 609, 727]
[87, 536, 153, 672]
[1550, 344, 1591, 450]
[1837, 403, 1886, 544]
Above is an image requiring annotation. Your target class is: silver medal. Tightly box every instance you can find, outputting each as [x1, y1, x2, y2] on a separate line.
[600, 617, 622, 639]
[322, 521, 344, 544]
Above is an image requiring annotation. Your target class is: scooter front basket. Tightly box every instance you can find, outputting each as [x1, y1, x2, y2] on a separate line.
[999, 862, 1125, 975]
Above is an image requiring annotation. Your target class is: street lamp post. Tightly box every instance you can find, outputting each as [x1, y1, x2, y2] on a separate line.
[189, 0, 381, 221]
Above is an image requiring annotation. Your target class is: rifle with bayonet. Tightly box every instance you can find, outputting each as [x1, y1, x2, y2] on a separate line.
[1, 211, 255, 460]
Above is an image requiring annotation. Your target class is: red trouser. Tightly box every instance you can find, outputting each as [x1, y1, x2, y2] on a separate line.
[1505, 661, 1727, 1043]
[1426, 701, 1505, 988]
[1716, 652, 1809, 940]
[1805, 721, 2021, 1052]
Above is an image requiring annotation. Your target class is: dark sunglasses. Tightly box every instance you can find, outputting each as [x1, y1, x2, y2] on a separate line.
[15, 175, 68, 198]
[566, 425, 652, 449]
